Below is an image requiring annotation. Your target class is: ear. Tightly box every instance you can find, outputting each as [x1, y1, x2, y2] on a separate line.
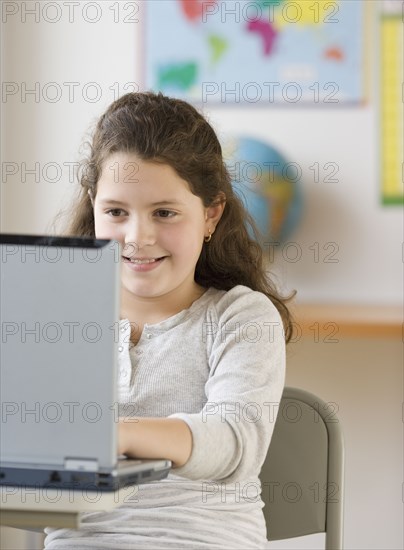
[204, 192, 226, 235]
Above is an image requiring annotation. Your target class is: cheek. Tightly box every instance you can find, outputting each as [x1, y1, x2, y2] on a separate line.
[93, 213, 117, 240]
[164, 223, 204, 255]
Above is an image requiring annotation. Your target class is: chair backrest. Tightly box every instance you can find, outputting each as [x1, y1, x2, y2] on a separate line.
[259, 386, 344, 549]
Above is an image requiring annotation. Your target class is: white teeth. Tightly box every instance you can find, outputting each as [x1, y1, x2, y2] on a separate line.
[130, 258, 158, 264]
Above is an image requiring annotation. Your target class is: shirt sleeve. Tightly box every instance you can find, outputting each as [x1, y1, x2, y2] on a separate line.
[168, 287, 286, 482]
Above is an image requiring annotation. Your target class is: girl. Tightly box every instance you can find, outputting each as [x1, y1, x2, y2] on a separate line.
[45, 92, 294, 549]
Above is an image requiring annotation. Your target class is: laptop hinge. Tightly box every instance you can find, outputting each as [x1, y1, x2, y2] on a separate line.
[64, 457, 99, 472]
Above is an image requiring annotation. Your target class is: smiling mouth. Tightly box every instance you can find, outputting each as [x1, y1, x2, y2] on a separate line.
[122, 256, 166, 265]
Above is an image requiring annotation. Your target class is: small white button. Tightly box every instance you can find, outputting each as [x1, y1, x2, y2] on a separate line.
[120, 326, 126, 332]
[118, 345, 124, 352]
[146, 333, 152, 339]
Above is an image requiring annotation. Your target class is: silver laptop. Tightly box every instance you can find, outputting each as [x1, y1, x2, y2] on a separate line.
[0, 234, 171, 491]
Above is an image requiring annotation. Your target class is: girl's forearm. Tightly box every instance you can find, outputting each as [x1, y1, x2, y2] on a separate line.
[118, 417, 193, 468]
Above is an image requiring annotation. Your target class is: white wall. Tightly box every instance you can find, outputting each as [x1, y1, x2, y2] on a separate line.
[1, 1, 402, 305]
[1, 2, 403, 549]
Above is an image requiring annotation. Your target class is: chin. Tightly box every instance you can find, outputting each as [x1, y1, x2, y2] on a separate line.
[122, 281, 161, 299]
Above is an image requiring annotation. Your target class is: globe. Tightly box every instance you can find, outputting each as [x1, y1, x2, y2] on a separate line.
[225, 136, 303, 245]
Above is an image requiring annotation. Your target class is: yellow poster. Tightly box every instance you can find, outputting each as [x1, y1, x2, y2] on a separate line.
[380, 1, 403, 205]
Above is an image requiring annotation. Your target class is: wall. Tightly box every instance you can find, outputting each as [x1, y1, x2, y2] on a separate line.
[1, 1, 403, 549]
[1, 1, 402, 305]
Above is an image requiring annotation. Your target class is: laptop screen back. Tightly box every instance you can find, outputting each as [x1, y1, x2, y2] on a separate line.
[0, 235, 121, 471]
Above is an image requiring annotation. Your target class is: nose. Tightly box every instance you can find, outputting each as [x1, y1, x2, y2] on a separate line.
[123, 217, 156, 255]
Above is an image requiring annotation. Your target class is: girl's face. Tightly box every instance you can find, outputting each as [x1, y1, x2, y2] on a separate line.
[92, 152, 222, 302]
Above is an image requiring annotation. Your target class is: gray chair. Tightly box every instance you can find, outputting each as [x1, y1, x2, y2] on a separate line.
[259, 386, 344, 549]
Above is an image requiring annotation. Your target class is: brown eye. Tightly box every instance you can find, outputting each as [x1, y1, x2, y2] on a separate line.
[106, 209, 124, 217]
[156, 210, 176, 218]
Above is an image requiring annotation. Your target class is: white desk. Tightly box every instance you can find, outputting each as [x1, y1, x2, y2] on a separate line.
[0, 485, 138, 529]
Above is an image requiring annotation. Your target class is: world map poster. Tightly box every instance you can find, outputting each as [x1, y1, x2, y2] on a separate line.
[143, 0, 366, 104]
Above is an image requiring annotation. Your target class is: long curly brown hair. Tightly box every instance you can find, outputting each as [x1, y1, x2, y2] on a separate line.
[56, 92, 295, 342]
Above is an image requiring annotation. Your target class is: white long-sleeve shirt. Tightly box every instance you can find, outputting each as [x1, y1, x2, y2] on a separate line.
[45, 285, 285, 549]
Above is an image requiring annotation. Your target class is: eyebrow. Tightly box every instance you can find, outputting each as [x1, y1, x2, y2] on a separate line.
[98, 199, 185, 207]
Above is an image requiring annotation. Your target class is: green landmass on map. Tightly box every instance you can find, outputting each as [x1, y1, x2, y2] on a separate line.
[157, 62, 197, 91]
[208, 34, 228, 64]
[256, 0, 284, 7]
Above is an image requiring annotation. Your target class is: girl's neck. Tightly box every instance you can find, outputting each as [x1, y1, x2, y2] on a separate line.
[120, 283, 207, 326]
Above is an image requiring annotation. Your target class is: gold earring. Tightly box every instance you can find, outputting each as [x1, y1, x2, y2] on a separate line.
[204, 229, 212, 243]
